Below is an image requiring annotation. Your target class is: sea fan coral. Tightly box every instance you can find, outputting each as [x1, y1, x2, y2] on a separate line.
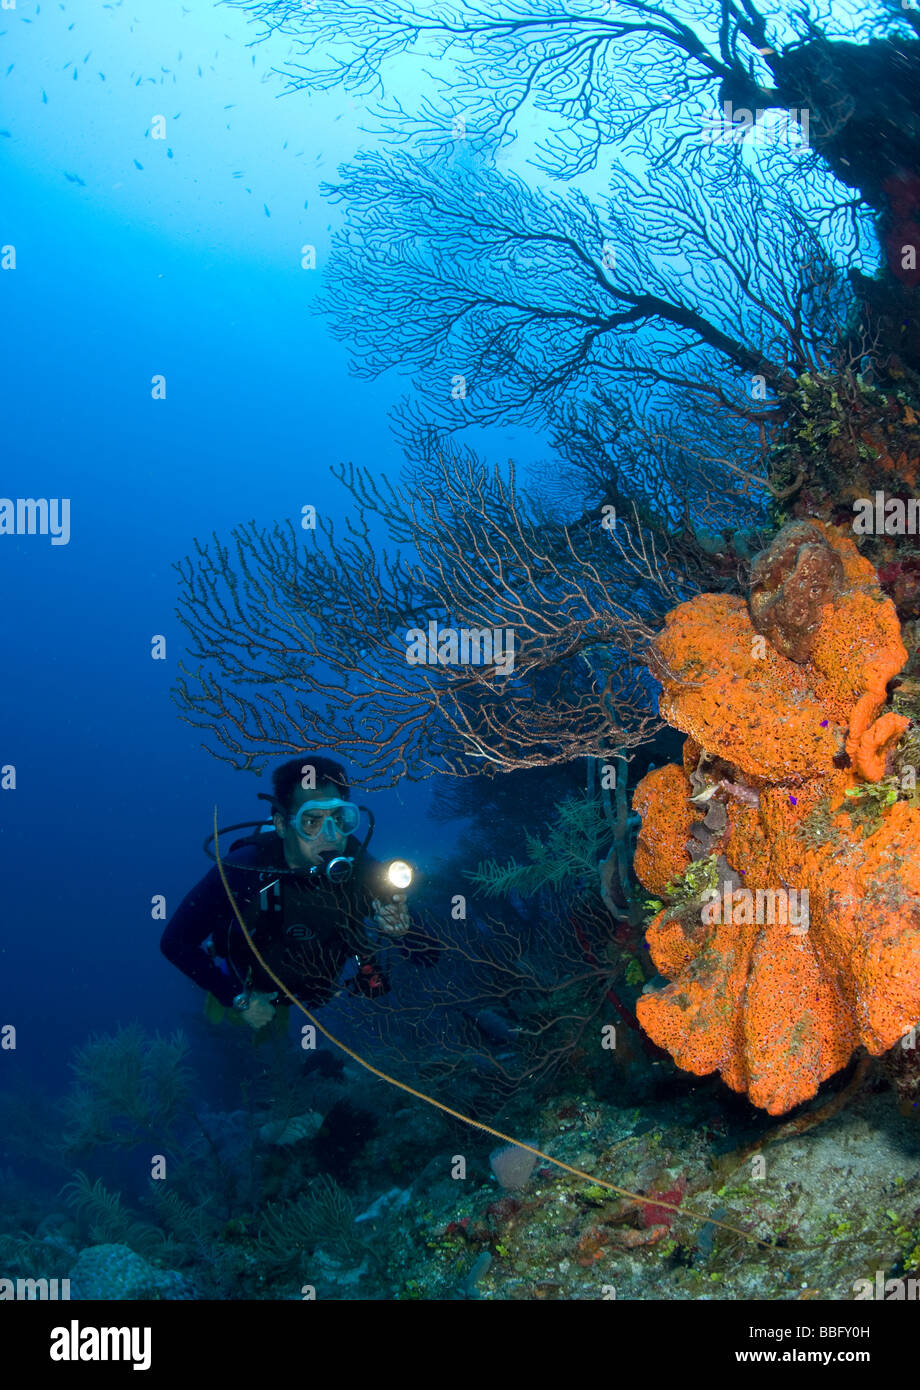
[633, 521, 920, 1114]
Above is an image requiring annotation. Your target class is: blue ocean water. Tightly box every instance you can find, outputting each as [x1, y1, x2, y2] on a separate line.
[0, 0, 467, 1071]
[2, 4, 561, 1309]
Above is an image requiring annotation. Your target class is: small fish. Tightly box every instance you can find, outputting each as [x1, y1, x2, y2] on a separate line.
[263, 203, 270, 217]
[72, 68, 77, 80]
[689, 782, 719, 804]
[64, 171, 86, 186]
[98, 73, 106, 81]
[167, 148, 173, 159]
[5, 63, 13, 75]
[0, 130, 10, 138]
[41, 89, 47, 103]
[133, 158, 143, 170]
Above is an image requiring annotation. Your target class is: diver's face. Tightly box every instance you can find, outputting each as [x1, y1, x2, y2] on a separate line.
[273, 783, 348, 871]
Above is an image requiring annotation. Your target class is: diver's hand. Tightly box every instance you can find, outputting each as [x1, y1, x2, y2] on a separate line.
[372, 894, 410, 937]
[236, 991, 276, 1029]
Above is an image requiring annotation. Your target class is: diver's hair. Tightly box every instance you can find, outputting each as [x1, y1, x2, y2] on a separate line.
[270, 756, 350, 814]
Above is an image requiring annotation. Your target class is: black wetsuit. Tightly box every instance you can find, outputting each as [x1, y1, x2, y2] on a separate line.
[160, 832, 392, 1009]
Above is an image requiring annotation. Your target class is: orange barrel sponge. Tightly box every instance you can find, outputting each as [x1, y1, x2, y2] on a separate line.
[634, 764, 920, 1114]
[632, 763, 696, 896]
[852, 710, 910, 782]
[632, 520, 919, 1115]
[650, 592, 842, 782]
[804, 522, 907, 735]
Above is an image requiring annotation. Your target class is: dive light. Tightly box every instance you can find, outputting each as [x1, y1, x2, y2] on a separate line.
[385, 859, 413, 892]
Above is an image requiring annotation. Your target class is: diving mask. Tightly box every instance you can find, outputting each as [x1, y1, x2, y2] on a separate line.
[289, 798, 361, 841]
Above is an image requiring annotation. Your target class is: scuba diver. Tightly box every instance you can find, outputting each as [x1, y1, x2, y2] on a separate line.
[161, 756, 439, 1031]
